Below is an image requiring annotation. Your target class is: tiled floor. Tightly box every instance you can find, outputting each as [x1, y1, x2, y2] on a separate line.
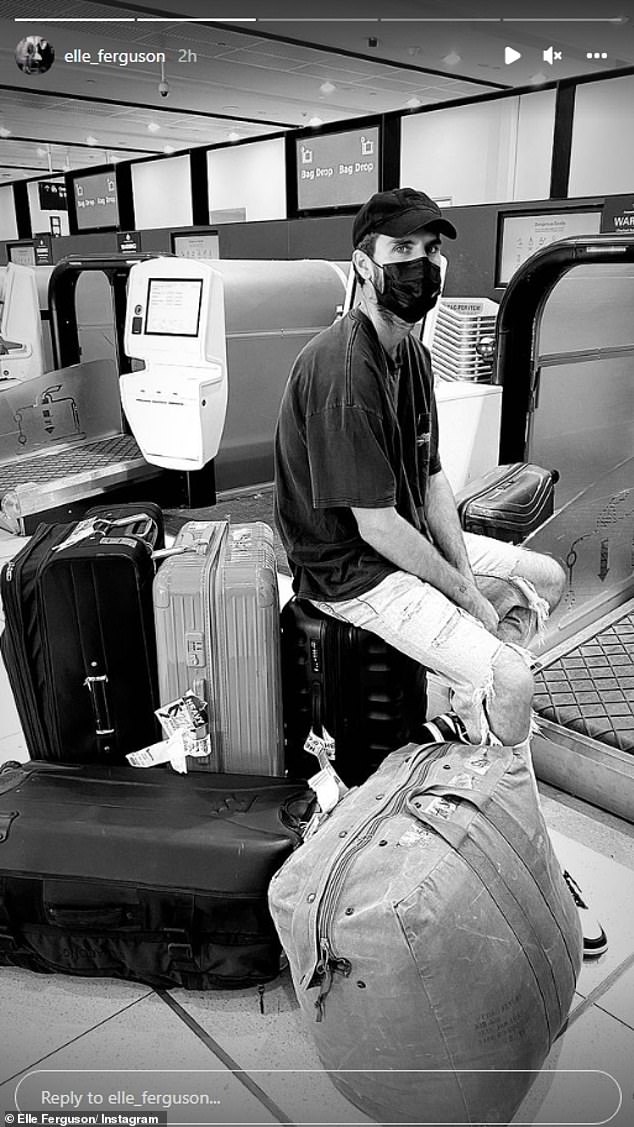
[1, 528, 634, 1125]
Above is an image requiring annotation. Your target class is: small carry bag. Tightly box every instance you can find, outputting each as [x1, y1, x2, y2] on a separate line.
[153, 520, 284, 775]
[0, 503, 162, 763]
[456, 462, 558, 543]
[269, 740, 582, 1126]
[0, 761, 314, 990]
[281, 596, 428, 786]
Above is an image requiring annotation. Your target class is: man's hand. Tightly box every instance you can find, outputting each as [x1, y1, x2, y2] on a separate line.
[352, 505, 499, 634]
[461, 586, 500, 634]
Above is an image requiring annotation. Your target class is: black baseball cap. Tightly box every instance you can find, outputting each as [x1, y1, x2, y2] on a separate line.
[352, 187, 457, 248]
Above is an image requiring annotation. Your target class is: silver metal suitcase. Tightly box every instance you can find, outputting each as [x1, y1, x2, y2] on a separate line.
[153, 520, 284, 775]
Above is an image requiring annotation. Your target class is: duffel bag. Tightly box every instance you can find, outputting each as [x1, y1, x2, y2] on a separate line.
[0, 762, 315, 990]
[269, 740, 582, 1125]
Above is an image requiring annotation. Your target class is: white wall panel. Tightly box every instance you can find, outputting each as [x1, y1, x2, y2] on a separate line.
[569, 75, 634, 196]
[515, 90, 556, 201]
[207, 137, 286, 222]
[0, 186, 18, 241]
[132, 154, 193, 230]
[401, 91, 554, 205]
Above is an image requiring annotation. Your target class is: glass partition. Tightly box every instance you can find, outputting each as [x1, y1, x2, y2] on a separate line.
[529, 262, 634, 507]
[525, 457, 634, 649]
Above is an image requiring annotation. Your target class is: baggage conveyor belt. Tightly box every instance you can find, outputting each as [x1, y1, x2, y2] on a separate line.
[0, 434, 160, 535]
[531, 596, 634, 823]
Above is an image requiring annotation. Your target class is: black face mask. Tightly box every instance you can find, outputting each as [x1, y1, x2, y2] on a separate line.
[371, 256, 442, 323]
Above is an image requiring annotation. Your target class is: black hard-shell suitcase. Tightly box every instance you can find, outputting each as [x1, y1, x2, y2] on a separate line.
[0, 504, 162, 764]
[281, 597, 428, 786]
[0, 761, 314, 989]
[456, 462, 558, 543]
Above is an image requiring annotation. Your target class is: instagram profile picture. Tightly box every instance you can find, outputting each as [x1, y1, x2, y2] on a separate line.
[15, 35, 55, 75]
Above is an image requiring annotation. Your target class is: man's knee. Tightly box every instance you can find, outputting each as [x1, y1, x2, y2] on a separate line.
[540, 556, 566, 611]
[513, 551, 566, 612]
[488, 647, 535, 745]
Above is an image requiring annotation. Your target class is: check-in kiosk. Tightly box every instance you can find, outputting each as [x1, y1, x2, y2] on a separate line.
[0, 253, 348, 532]
[120, 258, 228, 471]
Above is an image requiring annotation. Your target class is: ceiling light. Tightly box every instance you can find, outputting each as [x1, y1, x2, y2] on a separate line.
[36, 146, 47, 158]
[227, 131, 240, 142]
[162, 144, 175, 154]
[530, 72, 547, 85]
[443, 52, 462, 66]
[320, 81, 336, 94]
[406, 97, 422, 109]
[308, 116, 323, 128]
[86, 135, 98, 146]
[148, 121, 160, 133]
[0, 126, 11, 138]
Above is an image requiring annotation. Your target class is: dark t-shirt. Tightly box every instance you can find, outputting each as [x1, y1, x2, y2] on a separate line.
[274, 308, 442, 601]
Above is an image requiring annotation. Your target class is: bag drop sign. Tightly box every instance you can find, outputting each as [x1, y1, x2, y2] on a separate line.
[297, 126, 379, 210]
[73, 170, 120, 230]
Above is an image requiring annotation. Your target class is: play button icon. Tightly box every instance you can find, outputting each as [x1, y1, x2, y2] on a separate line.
[505, 46, 522, 64]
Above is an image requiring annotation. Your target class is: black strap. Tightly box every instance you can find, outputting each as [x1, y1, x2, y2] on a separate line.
[165, 896, 197, 970]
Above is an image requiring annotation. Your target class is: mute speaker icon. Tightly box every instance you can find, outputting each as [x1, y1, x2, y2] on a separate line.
[543, 46, 563, 63]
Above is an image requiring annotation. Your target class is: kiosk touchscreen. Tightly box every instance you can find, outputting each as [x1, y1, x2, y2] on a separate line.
[120, 257, 228, 470]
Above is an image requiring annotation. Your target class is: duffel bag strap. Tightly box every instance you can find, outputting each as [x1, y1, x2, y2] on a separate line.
[408, 779, 572, 944]
[406, 797, 577, 1037]
[165, 896, 197, 972]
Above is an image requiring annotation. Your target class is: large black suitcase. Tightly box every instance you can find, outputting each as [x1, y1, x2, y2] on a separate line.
[0, 761, 314, 989]
[456, 463, 557, 544]
[281, 597, 428, 786]
[0, 504, 163, 764]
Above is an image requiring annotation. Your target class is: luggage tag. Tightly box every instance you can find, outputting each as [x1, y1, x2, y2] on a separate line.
[127, 730, 188, 774]
[304, 726, 336, 766]
[52, 517, 100, 552]
[155, 691, 212, 761]
[304, 727, 347, 795]
[303, 725, 348, 827]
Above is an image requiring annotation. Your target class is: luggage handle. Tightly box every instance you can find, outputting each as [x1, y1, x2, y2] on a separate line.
[311, 681, 325, 738]
[83, 674, 114, 737]
[406, 752, 512, 847]
[93, 514, 156, 542]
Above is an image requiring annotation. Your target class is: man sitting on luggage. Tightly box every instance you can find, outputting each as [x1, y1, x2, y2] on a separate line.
[274, 186, 607, 959]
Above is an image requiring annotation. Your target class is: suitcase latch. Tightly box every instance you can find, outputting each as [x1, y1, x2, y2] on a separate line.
[0, 810, 18, 843]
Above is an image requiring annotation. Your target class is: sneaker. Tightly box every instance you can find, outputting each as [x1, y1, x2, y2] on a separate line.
[419, 712, 471, 745]
[562, 870, 608, 959]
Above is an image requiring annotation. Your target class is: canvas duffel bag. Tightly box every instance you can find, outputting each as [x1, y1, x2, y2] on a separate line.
[269, 740, 582, 1125]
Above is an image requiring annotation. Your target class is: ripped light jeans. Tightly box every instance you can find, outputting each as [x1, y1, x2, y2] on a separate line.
[310, 533, 552, 748]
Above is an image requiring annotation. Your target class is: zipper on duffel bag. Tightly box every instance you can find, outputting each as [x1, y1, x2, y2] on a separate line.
[309, 744, 440, 1021]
